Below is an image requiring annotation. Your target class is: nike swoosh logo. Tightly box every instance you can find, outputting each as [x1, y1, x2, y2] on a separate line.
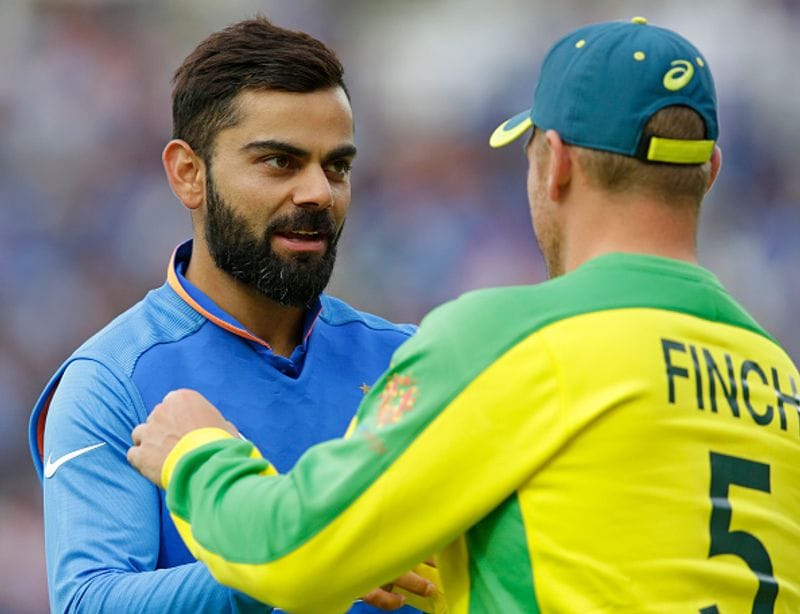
[44, 442, 106, 478]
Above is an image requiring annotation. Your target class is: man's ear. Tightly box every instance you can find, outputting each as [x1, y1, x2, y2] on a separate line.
[706, 145, 722, 193]
[162, 140, 206, 211]
[544, 130, 572, 202]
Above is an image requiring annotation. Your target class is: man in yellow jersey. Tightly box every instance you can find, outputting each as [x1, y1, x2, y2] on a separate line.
[129, 17, 800, 613]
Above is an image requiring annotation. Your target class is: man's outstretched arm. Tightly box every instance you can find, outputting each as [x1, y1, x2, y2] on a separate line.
[129, 388, 438, 613]
[128, 300, 559, 613]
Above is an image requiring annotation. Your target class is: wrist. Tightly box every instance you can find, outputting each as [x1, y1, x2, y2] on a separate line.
[161, 427, 236, 488]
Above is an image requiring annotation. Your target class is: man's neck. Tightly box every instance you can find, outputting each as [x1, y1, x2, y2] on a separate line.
[562, 191, 699, 274]
[185, 244, 307, 358]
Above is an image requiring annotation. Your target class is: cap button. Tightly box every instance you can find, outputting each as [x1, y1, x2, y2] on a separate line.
[631, 16, 648, 24]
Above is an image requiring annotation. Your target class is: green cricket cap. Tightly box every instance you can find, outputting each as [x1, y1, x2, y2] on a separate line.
[490, 17, 718, 164]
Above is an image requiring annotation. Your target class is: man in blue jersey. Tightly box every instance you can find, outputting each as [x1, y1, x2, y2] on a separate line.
[29, 17, 436, 613]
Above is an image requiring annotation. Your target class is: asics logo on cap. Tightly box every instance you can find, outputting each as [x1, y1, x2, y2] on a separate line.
[663, 59, 695, 91]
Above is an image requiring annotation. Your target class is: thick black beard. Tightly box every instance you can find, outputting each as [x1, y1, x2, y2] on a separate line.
[204, 174, 341, 307]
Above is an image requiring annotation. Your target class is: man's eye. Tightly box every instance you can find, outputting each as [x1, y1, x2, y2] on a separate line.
[264, 155, 292, 170]
[326, 160, 352, 176]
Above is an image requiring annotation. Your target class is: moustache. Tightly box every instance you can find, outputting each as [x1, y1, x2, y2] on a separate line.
[265, 209, 338, 238]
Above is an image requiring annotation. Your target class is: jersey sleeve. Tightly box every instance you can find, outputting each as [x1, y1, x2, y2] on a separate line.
[42, 358, 271, 613]
[162, 296, 564, 613]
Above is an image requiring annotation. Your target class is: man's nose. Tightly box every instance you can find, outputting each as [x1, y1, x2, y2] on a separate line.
[291, 165, 334, 209]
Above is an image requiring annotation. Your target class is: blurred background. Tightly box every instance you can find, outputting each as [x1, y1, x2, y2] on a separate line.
[1, 0, 798, 611]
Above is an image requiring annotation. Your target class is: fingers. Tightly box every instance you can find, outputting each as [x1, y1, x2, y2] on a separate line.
[224, 420, 241, 438]
[130, 423, 144, 446]
[159, 389, 232, 432]
[162, 388, 199, 405]
[128, 389, 233, 489]
[126, 435, 161, 486]
[362, 565, 437, 612]
[126, 442, 139, 467]
[361, 587, 406, 611]
[390, 569, 436, 598]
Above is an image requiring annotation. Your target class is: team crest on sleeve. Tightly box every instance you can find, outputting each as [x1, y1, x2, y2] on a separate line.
[376, 374, 418, 426]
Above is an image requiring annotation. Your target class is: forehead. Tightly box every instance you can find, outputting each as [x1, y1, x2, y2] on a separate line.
[218, 87, 354, 151]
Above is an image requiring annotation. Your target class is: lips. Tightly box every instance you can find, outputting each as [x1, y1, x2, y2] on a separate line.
[267, 209, 337, 255]
[272, 228, 330, 253]
[281, 230, 325, 240]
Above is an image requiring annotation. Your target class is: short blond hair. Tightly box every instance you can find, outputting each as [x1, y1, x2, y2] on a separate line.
[553, 107, 713, 205]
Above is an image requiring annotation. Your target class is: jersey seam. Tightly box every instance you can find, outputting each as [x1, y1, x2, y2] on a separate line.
[540, 333, 570, 456]
[318, 313, 416, 336]
[65, 355, 150, 425]
[528, 302, 774, 347]
[318, 296, 416, 336]
[128, 318, 211, 379]
[520, 333, 575, 481]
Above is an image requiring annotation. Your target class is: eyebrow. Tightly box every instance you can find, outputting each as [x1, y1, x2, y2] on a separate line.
[241, 139, 357, 162]
[323, 144, 358, 163]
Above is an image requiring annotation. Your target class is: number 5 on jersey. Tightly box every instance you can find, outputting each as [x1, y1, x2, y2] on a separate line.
[701, 451, 778, 614]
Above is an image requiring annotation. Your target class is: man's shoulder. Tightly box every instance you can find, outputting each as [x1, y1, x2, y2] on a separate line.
[418, 281, 567, 339]
[29, 284, 206, 479]
[423, 253, 773, 343]
[319, 294, 416, 338]
[73, 283, 206, 377]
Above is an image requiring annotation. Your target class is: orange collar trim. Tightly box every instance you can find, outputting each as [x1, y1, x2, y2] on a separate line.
[166, 247, 272, 350]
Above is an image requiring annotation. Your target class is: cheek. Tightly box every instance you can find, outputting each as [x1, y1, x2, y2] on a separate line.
[526, 169, 542, 221]
[332, 182, 351, 218]
[529, 188, 555, 249]
[333, 179, 351, 200]
[228, 181, 287, 225]
[526, 167, 535, 202]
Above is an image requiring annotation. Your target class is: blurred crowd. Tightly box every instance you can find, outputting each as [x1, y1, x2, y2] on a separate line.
[1, 0, 798, 611]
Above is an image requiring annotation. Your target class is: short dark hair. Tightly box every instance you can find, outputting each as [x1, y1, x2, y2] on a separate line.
[171, 16, 348, 160]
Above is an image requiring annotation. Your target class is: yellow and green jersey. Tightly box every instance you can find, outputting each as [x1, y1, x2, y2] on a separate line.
[162, 253, 800, 613]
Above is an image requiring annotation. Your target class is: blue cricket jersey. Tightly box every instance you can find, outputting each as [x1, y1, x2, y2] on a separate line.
[29, 241, 418, 613]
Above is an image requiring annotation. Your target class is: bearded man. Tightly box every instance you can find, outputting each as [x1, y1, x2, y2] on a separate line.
[29, 17, 436, 614]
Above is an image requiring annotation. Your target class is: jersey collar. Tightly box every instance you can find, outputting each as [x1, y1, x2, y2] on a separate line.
[166, 240, 322, 354]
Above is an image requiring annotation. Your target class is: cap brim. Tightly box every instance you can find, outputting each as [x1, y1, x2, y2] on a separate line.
[489, 109, 533, 148]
